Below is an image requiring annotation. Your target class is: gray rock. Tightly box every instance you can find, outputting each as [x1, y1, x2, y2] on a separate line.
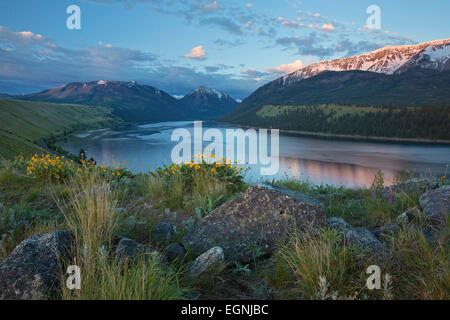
[261, 184, 323, 208]
[165, 243, 186, 262]
[182, 185, 326, 263]
[187, 247, 224, 278]
[0, 230, 74, 300]
[391, 178, 439, 195]
[326, 217, 352, 232]
[419, 185, 450, 227]
[396, 212, 409, 225]
[115, 237, 163, 263]
[152, 222, 175, 243]
[327, 217, 387, 261]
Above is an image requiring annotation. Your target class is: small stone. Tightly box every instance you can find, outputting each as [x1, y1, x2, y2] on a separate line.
[187, 247, 224, 278]
[396, 212, 409, 225]
[152, 222, 175, 243]
[165, 243, 186, 262]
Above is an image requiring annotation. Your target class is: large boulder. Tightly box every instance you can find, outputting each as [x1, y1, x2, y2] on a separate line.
[182, 185, 326, 263]
[326, 217, 387, 260]
[419, 185, 449, 227]
[0, 230, 74, 300]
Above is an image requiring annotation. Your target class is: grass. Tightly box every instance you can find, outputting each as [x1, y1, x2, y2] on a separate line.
[0, 153, 448, 300]
[0, 98, 119, 159]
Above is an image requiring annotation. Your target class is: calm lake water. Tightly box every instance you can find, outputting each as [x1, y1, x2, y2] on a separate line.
[59, 121, 450, 188]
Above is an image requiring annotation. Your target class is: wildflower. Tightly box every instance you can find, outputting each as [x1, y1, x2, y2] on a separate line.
[211, 168, 216, 173]
[441, 176, 446, 182]
[386, 187, 393, 205]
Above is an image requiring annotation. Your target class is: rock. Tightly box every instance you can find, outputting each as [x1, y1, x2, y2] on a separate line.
[182, 185, 326, 263]
[0, 230, 74, 300]
[115, 237, 163, 264]
[326, 217, 352, 232]
[391, 178, 439, 195]
[261, 184, 323, 208]
[152, 222, 176, 243]
[187, 247, 224, 278]
[396, 212, 409, 225]
[165, 243, 186, 262]
[327, 217, 387, 260]
[419, 185, 450, 227]
[373, 225, 400, 241]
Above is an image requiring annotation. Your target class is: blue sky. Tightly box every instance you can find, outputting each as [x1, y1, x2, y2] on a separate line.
[0, 0, 449, 99]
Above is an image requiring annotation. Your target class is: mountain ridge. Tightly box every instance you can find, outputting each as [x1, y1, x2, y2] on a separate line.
[13, 81, 238, 123]
[277, 38, 450, 87]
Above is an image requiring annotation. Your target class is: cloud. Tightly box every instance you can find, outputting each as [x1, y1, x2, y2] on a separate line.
[184, 45, 206, 60]
[277, 17, 305, 29]
[0, 26, 261, 99]
[309, 23, 334, 31]
[200, 17, 243, 35]
[265, 60, 304, 74]
[275, 32, 334, 58]
[204, 63, 233, 73]
[241, 69, 268, 78]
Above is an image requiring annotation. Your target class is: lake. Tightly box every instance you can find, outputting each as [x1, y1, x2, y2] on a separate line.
[58, 121, 450, 188]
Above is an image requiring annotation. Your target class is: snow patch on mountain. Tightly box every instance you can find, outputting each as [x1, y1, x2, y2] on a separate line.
[278, 38, 450, 86]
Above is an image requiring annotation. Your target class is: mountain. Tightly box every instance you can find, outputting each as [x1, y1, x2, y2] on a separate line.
[19, 80, 180, 123]
[16, 81, 238, 122]
[223, 39, 450, 121]
[178, 86, 238, 120]
[277, 38, 450, 86]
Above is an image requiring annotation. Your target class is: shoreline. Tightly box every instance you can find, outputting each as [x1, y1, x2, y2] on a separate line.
[217, 121, 450, 145]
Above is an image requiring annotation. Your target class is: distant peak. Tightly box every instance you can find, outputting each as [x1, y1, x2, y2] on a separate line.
[97, 80, 108, 85]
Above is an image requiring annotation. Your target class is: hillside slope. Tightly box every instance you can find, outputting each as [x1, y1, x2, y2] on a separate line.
[0, 98, 119, 158]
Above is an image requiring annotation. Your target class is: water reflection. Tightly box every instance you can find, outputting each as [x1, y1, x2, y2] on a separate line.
[59, 121, 450, 188]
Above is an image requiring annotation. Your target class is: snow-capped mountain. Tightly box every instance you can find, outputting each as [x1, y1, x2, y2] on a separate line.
[178, 86, 238, 119]
[278, 38, 450, 86]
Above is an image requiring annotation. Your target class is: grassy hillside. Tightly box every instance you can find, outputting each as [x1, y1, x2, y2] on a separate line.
[0, 98, 119, 159]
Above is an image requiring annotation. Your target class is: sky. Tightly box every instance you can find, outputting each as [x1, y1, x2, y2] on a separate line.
[0, 0, 449, 99]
